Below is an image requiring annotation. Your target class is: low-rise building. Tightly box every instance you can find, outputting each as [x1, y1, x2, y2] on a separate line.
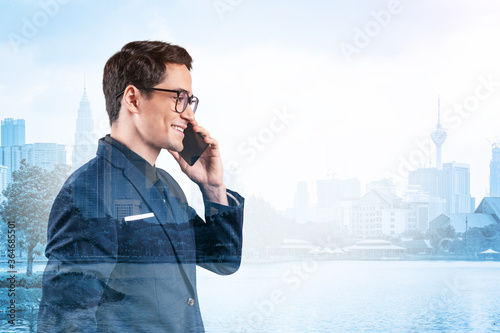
[429, 197, 500, 233]
[343, 239, 406, 259]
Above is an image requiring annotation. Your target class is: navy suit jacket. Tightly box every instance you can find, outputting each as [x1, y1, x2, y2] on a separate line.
[37, 138, 244, 332]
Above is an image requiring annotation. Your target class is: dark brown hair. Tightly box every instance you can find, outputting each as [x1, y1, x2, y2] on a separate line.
[103, 41, 193, 124]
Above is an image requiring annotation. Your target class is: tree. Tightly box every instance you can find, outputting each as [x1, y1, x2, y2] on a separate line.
[426, 224, 456, 253]
[243, 195, 294, 254]
[1, 160, 70, 276]
[464, 227, 489, 255]
[480, 223, 500, 250]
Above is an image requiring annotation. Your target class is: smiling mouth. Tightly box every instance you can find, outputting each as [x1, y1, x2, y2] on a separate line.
[172, 125, 184, 133]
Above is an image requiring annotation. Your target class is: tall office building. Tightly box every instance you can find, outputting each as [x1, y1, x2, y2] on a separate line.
[1, 117, 68, 183]
[23, 143, 66, 170]
[72, 79, 97, 171]
[0, 145, 23, 183]
[0, 118, 26, 183]
[408, 167, 442, 197]
[1, 143, 67, 183]
[490, 142, 500, 197]
[409, 164, 472, 216]
[442, 162, 474, 214]
[1, 118, 25, 147]
[0, 165, 8, 200]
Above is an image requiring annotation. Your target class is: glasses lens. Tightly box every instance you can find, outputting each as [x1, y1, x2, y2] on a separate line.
[176, 91, 189, 113]
[190, 96, 199, 114]
[176, 91, 198, 114]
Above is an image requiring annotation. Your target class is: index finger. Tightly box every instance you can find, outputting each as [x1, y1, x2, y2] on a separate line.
[192, 124, 210, 138]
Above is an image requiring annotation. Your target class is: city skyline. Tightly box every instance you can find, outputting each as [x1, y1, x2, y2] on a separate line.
[0, 108, 495, 212]
[0, 110, 497, 239]
[2, 1, 500, 210]
[1, 89, 499, 212]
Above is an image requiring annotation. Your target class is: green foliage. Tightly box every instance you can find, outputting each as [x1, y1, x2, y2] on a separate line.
[0, 272, 43, 288]
[460, 225, 500, 255]
[0, 160, 70, 276]
[244, 195, 293, 250]
[427, 224, 457, 253]
[18, 273, 43, 288]
[428, 222, 500, 255]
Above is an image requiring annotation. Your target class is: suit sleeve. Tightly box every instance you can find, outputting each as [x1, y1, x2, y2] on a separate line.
[194, 189, 244, 275]
[37, 179, 119, 332]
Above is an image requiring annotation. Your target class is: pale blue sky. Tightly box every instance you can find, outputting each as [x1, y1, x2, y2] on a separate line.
[2, 0, 500, 209]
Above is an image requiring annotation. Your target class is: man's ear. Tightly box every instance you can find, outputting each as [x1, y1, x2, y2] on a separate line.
[122, 85, 141, 114]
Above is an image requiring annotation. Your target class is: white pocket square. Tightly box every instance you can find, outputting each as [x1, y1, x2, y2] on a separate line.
[124, 212, 155, 222]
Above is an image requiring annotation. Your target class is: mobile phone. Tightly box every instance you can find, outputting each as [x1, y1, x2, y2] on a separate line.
[179, 122, 209, 166]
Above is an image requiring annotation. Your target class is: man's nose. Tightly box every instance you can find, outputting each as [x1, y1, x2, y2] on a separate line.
[180, 105, 195, 122]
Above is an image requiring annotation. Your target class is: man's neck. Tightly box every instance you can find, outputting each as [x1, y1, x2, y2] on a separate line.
[109, 130, 160, 166]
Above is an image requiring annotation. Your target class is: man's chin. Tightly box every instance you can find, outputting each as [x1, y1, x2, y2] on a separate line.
[164, 143, 184, 153]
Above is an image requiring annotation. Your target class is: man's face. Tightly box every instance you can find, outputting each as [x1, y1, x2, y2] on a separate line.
[135, 63, 195, 153]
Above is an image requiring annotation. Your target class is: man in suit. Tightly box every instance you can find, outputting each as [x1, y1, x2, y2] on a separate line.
[37, 41, 244, 332]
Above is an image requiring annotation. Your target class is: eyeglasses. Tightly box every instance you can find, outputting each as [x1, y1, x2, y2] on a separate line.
[115, 87, 199, 114]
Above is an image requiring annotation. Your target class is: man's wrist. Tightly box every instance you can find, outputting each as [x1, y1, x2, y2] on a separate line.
[200, 184, 228, 205]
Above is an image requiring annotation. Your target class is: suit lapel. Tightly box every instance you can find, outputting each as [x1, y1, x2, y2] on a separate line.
[121, 163, 197, 290]
[123, 163, 188, 255]
[97, 139, 197, 290]
[97, 140, 188, 264]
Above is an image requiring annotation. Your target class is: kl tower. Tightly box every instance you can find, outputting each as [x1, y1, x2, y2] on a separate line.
[431, 97, 447, 170]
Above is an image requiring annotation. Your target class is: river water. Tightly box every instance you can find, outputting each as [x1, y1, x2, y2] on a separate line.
[2, 260, 500, 332]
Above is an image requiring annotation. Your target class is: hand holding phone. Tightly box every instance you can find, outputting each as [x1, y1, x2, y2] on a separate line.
[179, 122, 209, 166]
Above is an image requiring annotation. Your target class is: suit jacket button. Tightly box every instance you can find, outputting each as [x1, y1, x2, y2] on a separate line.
[187, 297, 195, 306]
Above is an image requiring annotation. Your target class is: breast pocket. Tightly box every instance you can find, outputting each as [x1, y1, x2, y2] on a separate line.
[118, 213, 176, 262]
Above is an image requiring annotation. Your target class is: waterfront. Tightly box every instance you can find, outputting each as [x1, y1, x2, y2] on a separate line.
[2, 260, 500, 332]
[198, 260, 500, 332]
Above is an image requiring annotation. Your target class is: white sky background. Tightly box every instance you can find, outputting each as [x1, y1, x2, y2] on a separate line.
[1, 0, 500, 210]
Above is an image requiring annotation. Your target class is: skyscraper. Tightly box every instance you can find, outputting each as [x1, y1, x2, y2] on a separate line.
[72, 78, 97, 171]
[441, 162, 473, 214]
[0, 165, 8, 200]
[490, 142, 500, 197]
[0, 118, 26, 183]
[1, 118, 25, 147]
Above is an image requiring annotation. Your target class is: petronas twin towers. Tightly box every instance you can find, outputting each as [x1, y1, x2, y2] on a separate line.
[72, 79, 97, 171]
